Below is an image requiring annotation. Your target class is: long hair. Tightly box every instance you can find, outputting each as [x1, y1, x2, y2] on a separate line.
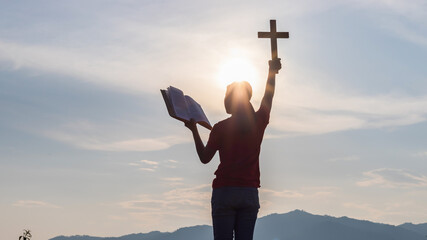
[224, 81, 256, 133]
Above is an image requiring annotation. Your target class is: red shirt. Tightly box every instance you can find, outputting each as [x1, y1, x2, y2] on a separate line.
[206, 105, 270, 188]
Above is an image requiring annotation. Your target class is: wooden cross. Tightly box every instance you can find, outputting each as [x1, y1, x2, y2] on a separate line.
[258, 19, 289, 60]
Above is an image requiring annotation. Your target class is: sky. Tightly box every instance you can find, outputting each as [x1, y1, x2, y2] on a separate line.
[1, 0, 427, 239]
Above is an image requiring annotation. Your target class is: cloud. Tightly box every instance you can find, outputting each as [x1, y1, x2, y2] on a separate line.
[128, 160, 160, 172]
[162, 177, 184, 181]
[0, 40, 130, 90]
[161, 177, 185, 186]
[272, 110, 365, 134]
[381, 19, 427, 47]
[89, 137, 185, 152]
[342, 200, 427, 223]
[258, 186, 339, 217]
[365, 0, 427, 23]
[163, 159, 180, 168]
[140, 160, 159, 165]
[0, 11, 247, 95]
[120, 184, 211, 210]
[270, 79, 427, 134]
[52, 133, 187, 152]
[13, 200, 61, 209]
[327, 155, 359, 162]
[118, 184, 211, 222]
[342, 202, 385, 221]
[127, 159, 181, 173]
[2, 1, 426, 139]
[260, 186, 338, 200]
[42, 121, 189, 152]
[357, 168, 427, 188]
[413, 151, 427, 158]
[260, 188, 304, 198]
[347, 0, 427, 47]
[139, 168, 155, 172]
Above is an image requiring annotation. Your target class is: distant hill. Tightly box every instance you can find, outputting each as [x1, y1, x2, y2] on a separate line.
[253, 210, 426, 240]
[399, 222, 427, 237]
[50, 210, 427, 240]
[50, 226, 212, 240]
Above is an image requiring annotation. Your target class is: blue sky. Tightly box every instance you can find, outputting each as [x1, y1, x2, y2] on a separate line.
[1, 0, 427, 239]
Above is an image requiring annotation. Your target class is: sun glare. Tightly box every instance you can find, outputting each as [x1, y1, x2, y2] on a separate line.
[217, 57, 259, 90]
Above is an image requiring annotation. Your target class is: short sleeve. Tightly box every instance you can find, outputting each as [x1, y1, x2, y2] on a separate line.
[206, 123, 221, 151]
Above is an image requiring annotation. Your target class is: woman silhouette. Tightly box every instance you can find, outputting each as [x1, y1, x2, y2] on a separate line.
[185, 58, 281, 240]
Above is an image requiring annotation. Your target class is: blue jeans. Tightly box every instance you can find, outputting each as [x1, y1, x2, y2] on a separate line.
[211, 187, 260, 240]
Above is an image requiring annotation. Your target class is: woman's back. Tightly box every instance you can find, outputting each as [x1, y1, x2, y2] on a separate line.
[207, 104, 270, 188]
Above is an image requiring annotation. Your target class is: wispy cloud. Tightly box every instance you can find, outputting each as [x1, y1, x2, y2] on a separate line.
[139, 168, 155, 172]
[163, 159, 180, 169]
[357, 168, 427, 188]
[161, 177, 185, 186]
[42, 121, 189, 152]
[128, 160, 160, 172]
[381, 19, 427, 47]
[0, 38, 160, 94]
[140, 160, 159, 165]
[327, 155, 359, 162]
[371, 0, 427, 23]
[13, 200, 61, 209]
[119, 184, 211, 223]
[128, 159, 180, 173]
[349, 0, 427, 47]
[2, 3, 426, 139]
[51, 133, 187, 152]
[261, 186, 337, 200]
[162, 177, 184, 182]
[119, 184, 211, 210]
[342, 200, 427, 223]
[342, 202, 386, 221]
[413, 151, 427, 158]
[258, 186, 339, 216]
[260, 188, 304, 198]
[271, 80, 427, 134]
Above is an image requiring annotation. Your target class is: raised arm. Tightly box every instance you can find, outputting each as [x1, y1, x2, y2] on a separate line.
[260, 58, 282, 112]
[185, 119, 216, 164]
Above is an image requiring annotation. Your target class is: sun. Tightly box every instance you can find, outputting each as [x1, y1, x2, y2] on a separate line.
[217, 57, 259, 91]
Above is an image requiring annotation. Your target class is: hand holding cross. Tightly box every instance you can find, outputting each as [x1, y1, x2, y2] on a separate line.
[258, 19, 289, 73]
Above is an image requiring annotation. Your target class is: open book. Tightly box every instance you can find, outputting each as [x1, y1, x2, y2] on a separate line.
[160, 86, 212, 130]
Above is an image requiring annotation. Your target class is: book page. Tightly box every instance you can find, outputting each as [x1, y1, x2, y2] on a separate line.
[185, 96, 212, 129]
[160, 89, 176, 118]
[168, 86, 190, 121]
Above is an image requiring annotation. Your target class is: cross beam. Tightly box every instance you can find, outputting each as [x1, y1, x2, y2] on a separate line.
[258, 20, 289, 60]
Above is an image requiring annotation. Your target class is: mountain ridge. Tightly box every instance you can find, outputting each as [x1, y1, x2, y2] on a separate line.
[399, 222, 427, 237]
[50, 210, 427, 240]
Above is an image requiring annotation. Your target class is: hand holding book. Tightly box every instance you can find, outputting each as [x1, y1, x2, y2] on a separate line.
[184, 118, 197, 132]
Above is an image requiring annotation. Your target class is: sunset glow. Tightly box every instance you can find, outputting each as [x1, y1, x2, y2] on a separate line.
[1, 1, 427, 239]
[217, 57, 259, 90]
